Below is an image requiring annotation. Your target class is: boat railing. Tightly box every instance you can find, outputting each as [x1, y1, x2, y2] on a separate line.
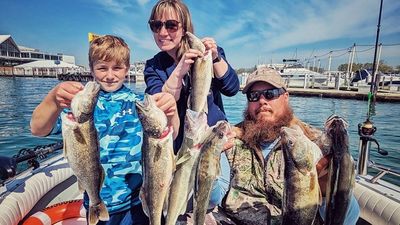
[367, 160, 400, 184]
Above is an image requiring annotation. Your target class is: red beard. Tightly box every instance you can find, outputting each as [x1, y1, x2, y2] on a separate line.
[241, 104, 294, 150]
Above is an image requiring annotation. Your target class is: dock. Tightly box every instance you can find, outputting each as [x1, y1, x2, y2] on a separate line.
[286, 87, 400, 102]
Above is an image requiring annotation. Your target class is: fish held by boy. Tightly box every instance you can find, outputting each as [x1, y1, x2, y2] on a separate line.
[186, 31, 213, 113]
[193, 120, 231, 225]
[280, 125, 322, 225]
[61, 81, 109, 225]
[136, 94, 175, 225]
[324, 115, 355, 225]
[165, 109, 208, 225]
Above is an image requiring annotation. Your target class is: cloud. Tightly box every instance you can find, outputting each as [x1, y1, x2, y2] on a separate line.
[112, 25, 157, 51]
[93, 0, 139, 14]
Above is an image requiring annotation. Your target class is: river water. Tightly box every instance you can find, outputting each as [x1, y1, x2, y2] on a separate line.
[0, 77, 399, 184]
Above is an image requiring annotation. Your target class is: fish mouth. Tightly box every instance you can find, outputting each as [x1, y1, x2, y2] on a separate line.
[135, 95, 151, 112]
[66, 112, 76, 122]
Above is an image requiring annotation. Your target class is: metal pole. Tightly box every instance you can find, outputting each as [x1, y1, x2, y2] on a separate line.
[327, 52, 332, 85]
[312, 56, 316, 72]
[345, 48, 352, 86]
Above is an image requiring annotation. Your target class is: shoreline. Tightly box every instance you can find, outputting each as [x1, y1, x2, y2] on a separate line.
[2, 75, 399, 102]
[286, 87, 400, 102]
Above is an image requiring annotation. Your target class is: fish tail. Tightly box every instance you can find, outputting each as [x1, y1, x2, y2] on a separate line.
[89, 201, 109, 224]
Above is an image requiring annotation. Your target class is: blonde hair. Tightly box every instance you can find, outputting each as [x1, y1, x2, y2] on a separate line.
[89, 35, 130, 70]
[149, 0, 194, 61]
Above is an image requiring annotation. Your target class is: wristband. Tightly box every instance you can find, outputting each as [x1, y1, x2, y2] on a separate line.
[213, 54, 221, 64]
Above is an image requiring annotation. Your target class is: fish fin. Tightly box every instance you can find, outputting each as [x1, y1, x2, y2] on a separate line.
[318, 185, 323, 206]
[163, 189, 169, 217]
[176, 151, 192, 166]
[99, 167, 105, 190]
[203, 101, 208, 114]
[154, 144, 162, 163]
[73, 127, 87, 145]
[139, 188, 149, 217]
[89, 202, 109, 225]
[63, 140, 68, 159]
[77, 179, 85, 193]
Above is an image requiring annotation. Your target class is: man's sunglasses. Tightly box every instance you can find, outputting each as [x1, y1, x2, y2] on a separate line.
[148, 20, 180, 33]
[246, 88, 286, 102]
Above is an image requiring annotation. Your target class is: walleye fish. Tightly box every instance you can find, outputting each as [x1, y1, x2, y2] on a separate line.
[280, 125, 322, 225]
[186, 31, 213, 113]
[324, 115, 355, 225]
[165, 109, 209, 225]
[193, 120, 231, 225]
[61, 81, 109, 225]
[136, 94, 175, 225]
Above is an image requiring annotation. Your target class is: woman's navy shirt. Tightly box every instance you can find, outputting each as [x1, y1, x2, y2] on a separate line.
[144, 47, 239, 151]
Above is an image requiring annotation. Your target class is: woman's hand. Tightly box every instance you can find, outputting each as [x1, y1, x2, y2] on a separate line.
[202, 37, 218, 61]
[152, 92, 177, 118]
[152, 92, 180, 139]
[53, 81, 84, 108]
[174, 49, 203, 79]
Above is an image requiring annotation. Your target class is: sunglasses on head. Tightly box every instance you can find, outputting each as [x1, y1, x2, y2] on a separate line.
[148, 20, 180, 33]
[246, 88, 286, 102]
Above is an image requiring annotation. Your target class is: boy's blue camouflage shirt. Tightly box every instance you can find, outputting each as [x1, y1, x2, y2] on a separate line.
[53, 85, 143, 213]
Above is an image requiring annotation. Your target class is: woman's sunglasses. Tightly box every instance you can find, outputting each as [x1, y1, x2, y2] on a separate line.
[246, 88, 286, 102]
[148, 20, 180, 33]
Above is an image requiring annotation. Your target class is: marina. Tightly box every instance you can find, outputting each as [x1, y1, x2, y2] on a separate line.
[0, 77, 399, 224]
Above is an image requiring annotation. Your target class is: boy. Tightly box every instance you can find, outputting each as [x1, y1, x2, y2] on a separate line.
[30, 35, 179, 225]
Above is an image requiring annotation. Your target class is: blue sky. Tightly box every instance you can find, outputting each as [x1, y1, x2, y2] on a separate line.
[1, 0, 400, 70]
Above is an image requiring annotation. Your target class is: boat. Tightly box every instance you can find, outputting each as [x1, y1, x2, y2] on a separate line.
[351, 69, 400, 89]
[263, 59, 329, 88]
[0, 134, 399, 225]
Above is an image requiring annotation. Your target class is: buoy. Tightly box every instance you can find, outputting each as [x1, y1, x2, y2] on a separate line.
[22, 199, 85, 225]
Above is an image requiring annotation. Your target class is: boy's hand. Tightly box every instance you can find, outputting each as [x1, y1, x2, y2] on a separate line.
[54, 81, 84, 108]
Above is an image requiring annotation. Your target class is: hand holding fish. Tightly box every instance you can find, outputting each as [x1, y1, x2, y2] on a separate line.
[152, 92, 180, 139]
[223, 129, 236, 151]
[53, 81, 84, 108]
[202, 37, 218, 61]
[175, 48, 204, 79]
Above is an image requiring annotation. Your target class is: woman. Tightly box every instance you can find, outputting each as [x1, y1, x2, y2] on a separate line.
[144, 0, 240, 151]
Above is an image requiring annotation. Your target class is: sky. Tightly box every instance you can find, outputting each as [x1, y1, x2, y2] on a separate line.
[1, 0, 400, 71]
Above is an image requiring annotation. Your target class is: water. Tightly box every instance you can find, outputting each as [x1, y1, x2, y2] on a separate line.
[0, 77, 399, 184]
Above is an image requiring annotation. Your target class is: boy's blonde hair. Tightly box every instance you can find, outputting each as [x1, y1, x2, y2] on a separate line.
[149, 0, 193, 61]
[89, 35, 130, 70]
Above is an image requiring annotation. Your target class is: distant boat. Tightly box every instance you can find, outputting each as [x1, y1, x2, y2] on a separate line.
[351, 69, 400, 87]
[262, 59, 328, 88]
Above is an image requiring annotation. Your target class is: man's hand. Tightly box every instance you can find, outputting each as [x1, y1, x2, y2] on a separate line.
[223, 130, 236, 152]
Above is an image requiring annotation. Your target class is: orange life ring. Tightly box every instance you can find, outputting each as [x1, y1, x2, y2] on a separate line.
[22, 199, 85, 225]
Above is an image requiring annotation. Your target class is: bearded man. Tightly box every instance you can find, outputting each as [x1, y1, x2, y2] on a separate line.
[220, 67, 359, 225]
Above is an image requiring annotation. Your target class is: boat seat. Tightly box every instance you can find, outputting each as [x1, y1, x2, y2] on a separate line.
[354, 182, 400, 225]
[0, 156, 75, 225]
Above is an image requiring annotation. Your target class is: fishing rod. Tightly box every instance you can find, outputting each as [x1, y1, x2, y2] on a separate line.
[357, 0, 388, 176]
[0, 141, 63, 182]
